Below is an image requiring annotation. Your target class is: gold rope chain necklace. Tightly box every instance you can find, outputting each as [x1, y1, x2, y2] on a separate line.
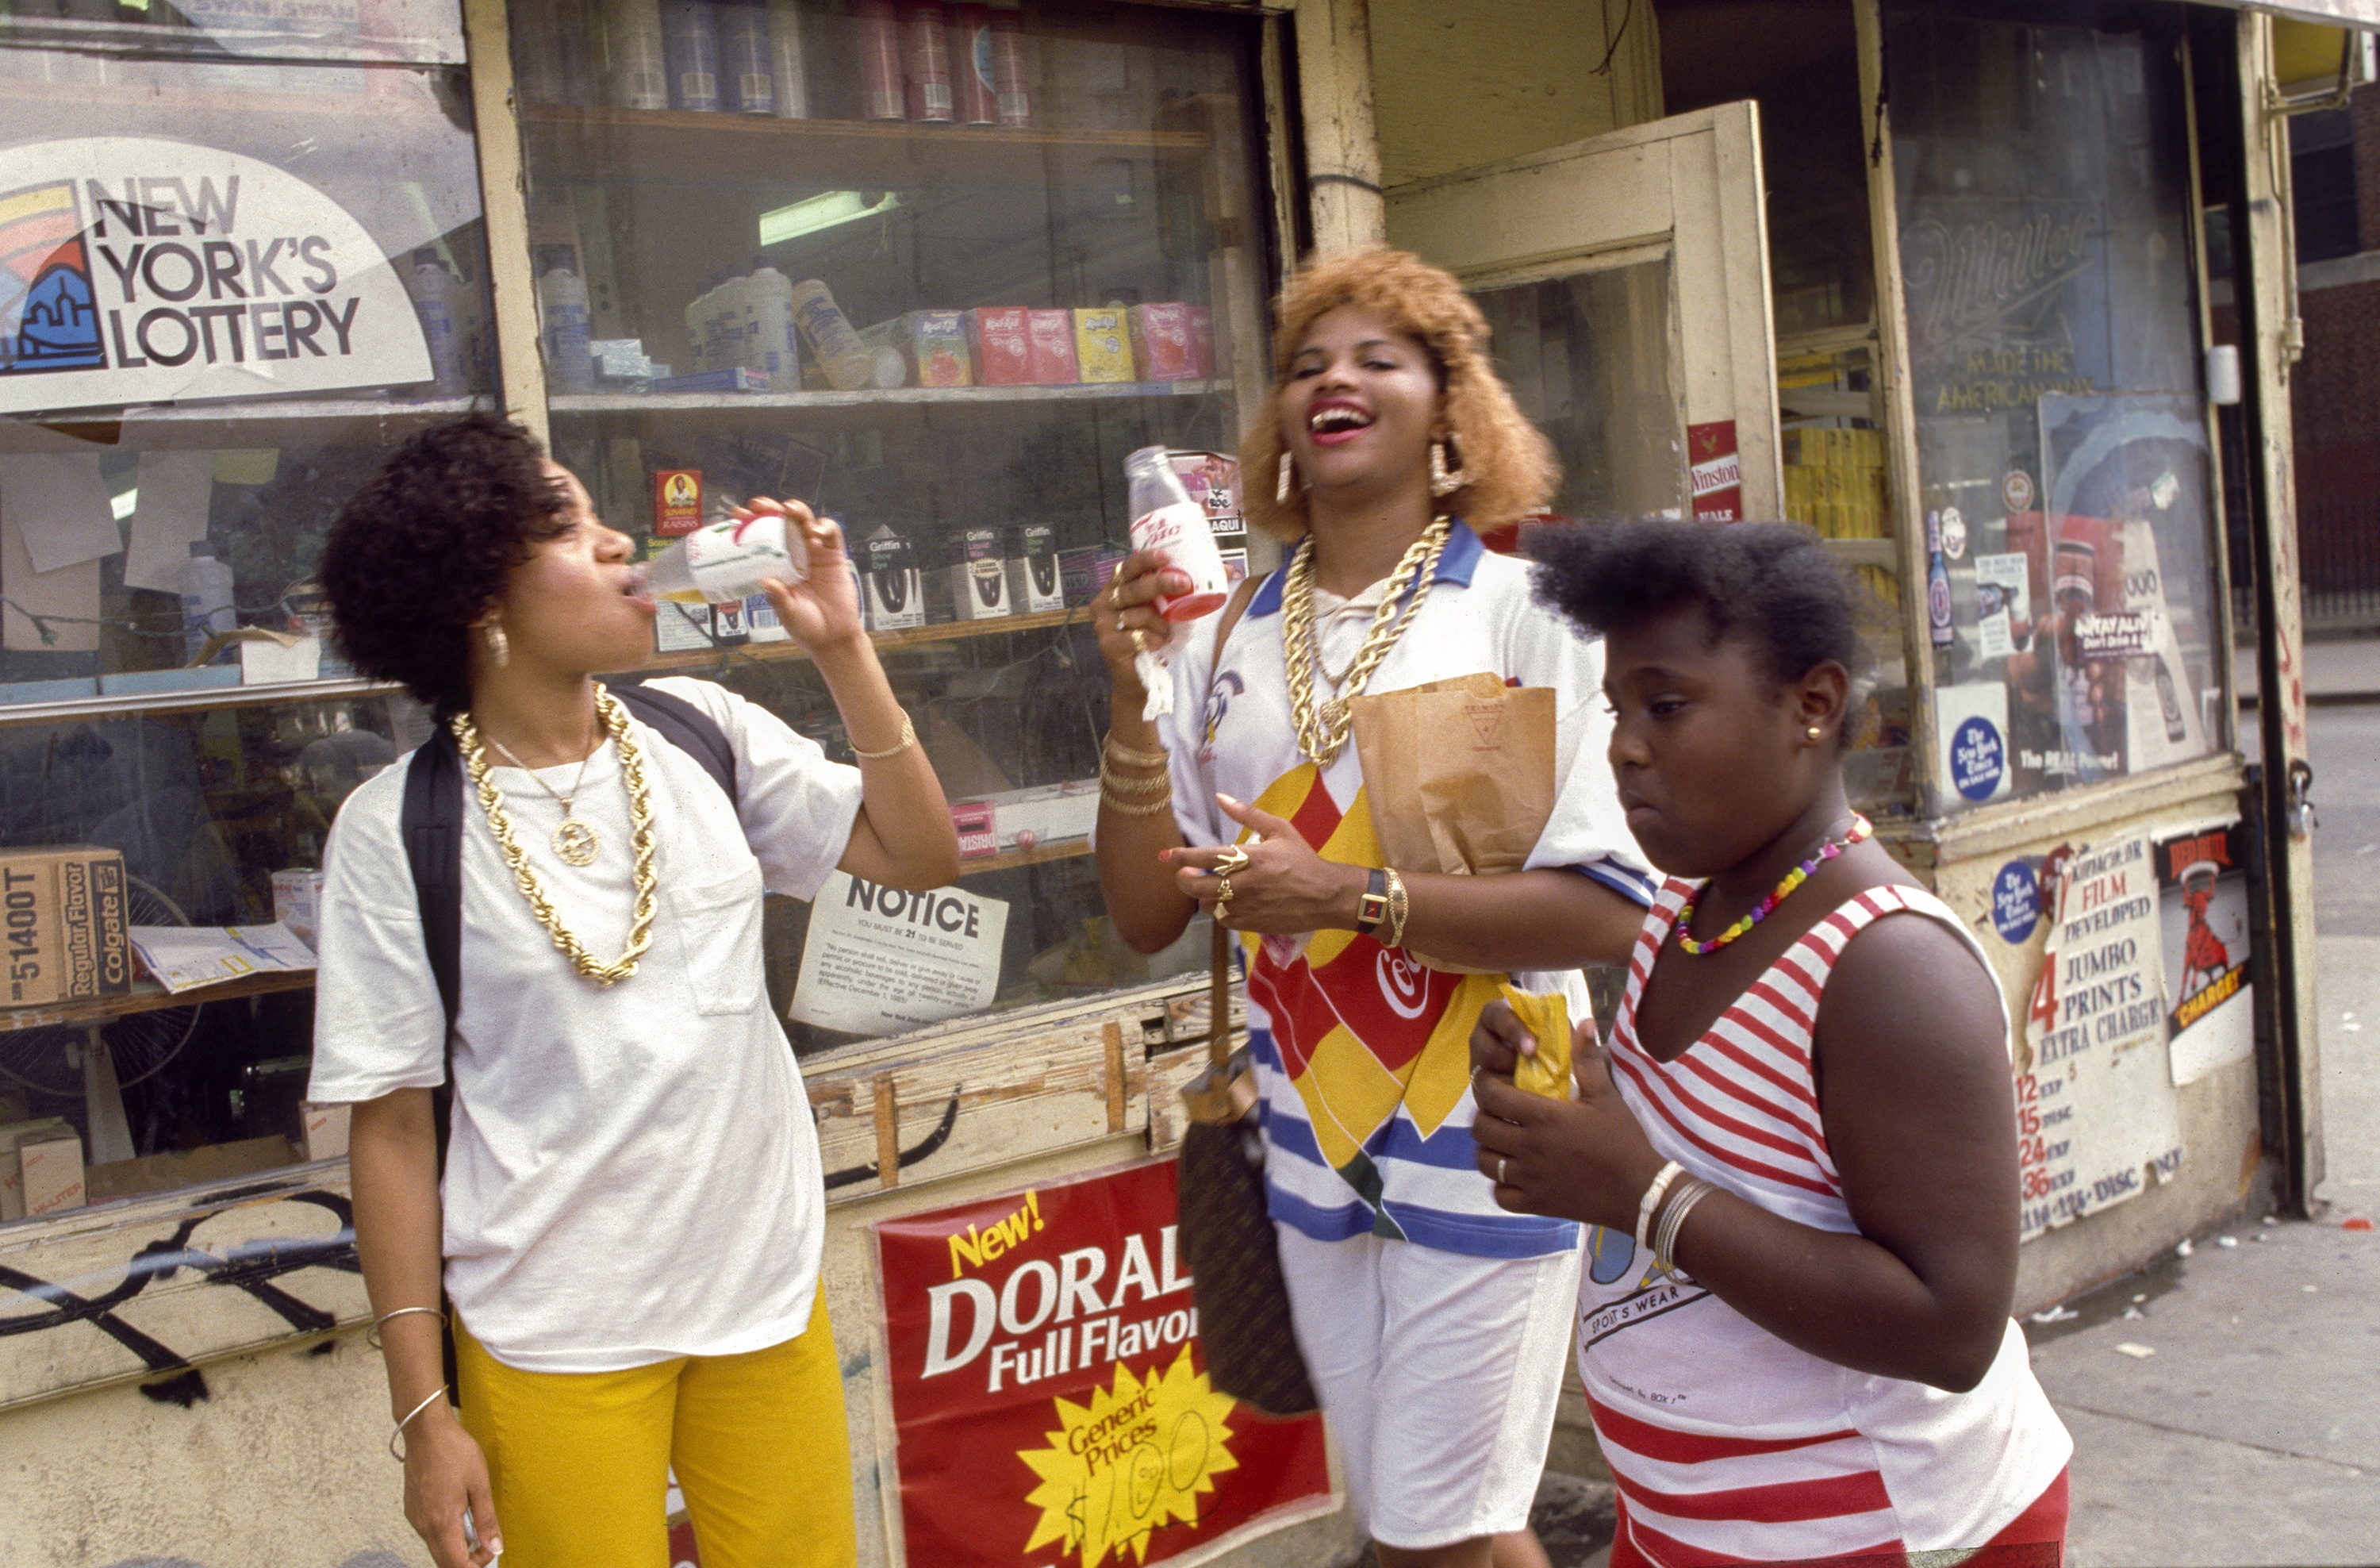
[1281, 516, 1451, 770]
[451, 684, 658, 986]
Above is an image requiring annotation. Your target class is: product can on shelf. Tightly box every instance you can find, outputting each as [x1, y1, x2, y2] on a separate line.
[660, 0, 722, 110]
[716, 0, 774, 113]
[854, 0, 905, 119]
[601, 0, 670, 108]
[949, 1, 996, 125]
[988, 0, 1028, 125]
[902, 0, 954, 123]
[766, 0, 807, 116]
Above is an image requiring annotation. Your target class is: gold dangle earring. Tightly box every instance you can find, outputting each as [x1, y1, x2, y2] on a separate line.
[1277, 452, 1296, 503]
[1430, 439, 1471, 498]
[485, 621, 510, 669]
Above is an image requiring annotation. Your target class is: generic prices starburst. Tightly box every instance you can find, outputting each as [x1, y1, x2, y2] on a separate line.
[1017, 1347, 1242, 1568]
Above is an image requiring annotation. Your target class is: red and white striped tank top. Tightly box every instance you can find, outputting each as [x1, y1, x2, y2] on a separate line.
[1577, 879, 2071, 1566]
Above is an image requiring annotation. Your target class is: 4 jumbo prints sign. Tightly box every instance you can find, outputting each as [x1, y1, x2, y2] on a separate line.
[0, 137, 429, 416]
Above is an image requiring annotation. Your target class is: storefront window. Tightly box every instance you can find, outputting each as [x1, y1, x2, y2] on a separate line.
[1890, 6, 2226, 812]
[506, 0, 1273, 1055]
[0, 0, 491, 1216]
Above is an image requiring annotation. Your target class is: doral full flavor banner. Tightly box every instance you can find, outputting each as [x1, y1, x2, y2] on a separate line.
[874, 1159, 1331, 1568]
[0, 138, 430, 416]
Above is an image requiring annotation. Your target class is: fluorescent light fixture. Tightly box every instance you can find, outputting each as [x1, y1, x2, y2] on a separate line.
[758, 190, 899, 248]
[112, 487, 137, 521]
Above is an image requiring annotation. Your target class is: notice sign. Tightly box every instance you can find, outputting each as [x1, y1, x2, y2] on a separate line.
[0, 137, 429, 416]
[874, 1159, 1331, 1568]
[2017, 835, 2184, 1239]
[790, 870, 1008, 1036]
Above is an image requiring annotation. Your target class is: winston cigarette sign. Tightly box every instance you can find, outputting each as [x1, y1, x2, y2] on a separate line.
[874, 1159, 1330, 1567]
[0, 137, 430, 416]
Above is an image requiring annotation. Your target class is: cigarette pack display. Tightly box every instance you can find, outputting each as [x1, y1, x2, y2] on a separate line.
[1008, 521, 1063, 611]
[654, 468, 704, 536]
[1127, 302, 1198, 382]
[967, 306, 1033, 386]
[1027, 308, 1079, 382]
[1073, 308, 1135, 382]
[0, 847, 131, 1007]
[938, 526, 1013, 621]
[859, 525, 924, 630]
[951, 800, 998, 859]
[301, 1103, 352, 1163]
[19, 1130, 83, 1217]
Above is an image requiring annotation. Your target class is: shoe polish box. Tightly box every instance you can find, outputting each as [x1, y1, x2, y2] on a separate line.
[859, 526, 924, 631]
[1008, 522, 1065, 612]
[939, 526, 1014, 621]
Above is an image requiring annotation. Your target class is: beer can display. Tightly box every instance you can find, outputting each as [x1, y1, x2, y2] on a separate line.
[854, 0, 904, 119]
[949, 2, 996, 125]
[903, 0, 954, 123]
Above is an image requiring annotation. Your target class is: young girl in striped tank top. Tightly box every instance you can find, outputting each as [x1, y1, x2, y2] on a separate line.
[1470, 519, 2071, 1567]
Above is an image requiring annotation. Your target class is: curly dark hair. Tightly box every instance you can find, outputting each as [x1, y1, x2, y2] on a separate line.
[319, 414, 571, 715]
[1526, 518, 1868, 746]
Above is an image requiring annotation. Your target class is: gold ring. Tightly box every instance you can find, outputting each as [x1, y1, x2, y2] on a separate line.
[1215, 873, 1234, 917]
[1214, 845, 1252, 876]
[1129, 628, 1151, 653]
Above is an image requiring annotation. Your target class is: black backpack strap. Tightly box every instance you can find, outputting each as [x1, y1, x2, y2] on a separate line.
[612, 680, 738, 805]
[399, 721, 465, 1395]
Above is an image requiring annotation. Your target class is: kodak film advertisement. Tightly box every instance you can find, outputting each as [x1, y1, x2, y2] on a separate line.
[873, 1159, 1331, 1568]
[0, 138, 430, 415]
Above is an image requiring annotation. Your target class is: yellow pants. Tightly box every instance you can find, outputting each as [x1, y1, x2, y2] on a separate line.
[455, 1291, 858, 1568]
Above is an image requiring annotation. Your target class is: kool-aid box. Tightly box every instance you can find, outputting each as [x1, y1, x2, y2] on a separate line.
[1026, 308, 1079, 383]
[1128, 303, 1200, 382]
[1072, 308, 1135, 382]
[1169, 452, 1243, 546]
[968, 306, 1033, 386]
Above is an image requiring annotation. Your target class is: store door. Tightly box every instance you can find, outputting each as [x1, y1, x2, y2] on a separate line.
[1385, 102, 1783, 530]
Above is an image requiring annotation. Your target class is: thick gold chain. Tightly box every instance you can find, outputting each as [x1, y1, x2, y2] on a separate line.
[451, 686, 658, 986]
[1281, 517, 1450, 769]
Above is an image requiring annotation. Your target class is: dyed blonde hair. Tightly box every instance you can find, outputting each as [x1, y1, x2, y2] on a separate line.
[1239, 246, 1557, 542]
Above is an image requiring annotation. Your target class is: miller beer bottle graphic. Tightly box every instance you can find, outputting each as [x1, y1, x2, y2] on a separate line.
[1927, 509, 1954, 649]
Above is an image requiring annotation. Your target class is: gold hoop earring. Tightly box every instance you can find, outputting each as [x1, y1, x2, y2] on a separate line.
[1430, 440, 1471, 498]
[1276, 452, 1296, 504]
[485, 622, 510, 669]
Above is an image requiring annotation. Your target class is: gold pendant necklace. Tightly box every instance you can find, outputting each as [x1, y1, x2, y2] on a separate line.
[1281, 517, 1450, 770]
[482, 721, 604, 867]
[452, 686, 658, 986]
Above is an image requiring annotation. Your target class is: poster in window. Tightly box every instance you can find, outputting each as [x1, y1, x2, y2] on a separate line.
[2155, 821, 2254, 1086]
[873, 1159, 1333, 1568]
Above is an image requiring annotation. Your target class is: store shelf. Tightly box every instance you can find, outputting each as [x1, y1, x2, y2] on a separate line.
[0, 968, 314, 1036]
[0, 676, 401, 733]
[520, 104, 1208, 188]
[0, 397, 491, 455]
[624, 605, 1084, 675]
[963, 838, 1095, 878]
[548, 381, 1230, 420]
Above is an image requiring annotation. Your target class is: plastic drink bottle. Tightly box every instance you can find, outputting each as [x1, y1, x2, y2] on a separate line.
[1125, 445, 1228, 621]
[405, 248, 466, 394]
[646, 514, 808, 604]
[536, 246, 595, 393]
[182, 541, 237, 662]
[746, 258, 801, 379]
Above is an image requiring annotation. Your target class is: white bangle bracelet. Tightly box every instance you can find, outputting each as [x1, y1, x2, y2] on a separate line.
[1633, 1159, 1684, 1257]
[389, 1385, 449, 1462]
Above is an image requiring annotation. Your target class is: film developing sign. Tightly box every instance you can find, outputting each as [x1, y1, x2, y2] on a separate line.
[0, 137, 428, 416]
[2017, 835, 2184, 1239]
[790, 870, 1008, 1036]
[874, 1159, 1331, 1568]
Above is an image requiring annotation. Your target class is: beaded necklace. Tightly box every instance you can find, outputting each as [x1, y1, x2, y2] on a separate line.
[1672, 813, 1874, 955]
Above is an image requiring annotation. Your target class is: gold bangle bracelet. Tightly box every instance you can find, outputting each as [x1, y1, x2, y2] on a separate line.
[851, 712, 917, 761]
[1098, 763, 1172, 796]
[1103, 734, 1169, 769]
[1101, 791, 1174, 817]
[1384, 867, 1410, 950]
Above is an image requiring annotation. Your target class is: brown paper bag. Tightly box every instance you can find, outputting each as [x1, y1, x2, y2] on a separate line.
[1349, 673, 1557, 972]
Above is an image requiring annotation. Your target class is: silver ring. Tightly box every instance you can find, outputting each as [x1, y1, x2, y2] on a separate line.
[1115, 614, 1130, 634]
[1496, 1155, 1508, 1185]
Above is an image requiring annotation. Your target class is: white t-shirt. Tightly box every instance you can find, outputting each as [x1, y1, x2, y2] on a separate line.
[308, 677, 864, 1372]
[1157, 522, 1655, 1259]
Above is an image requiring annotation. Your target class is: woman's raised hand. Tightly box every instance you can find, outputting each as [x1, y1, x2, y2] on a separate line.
[735, 497, 864, 652]
[1469, 1001, 1666, 1231]
[1165, 794, 1366, 935]
[1093, 549, 1196, 689]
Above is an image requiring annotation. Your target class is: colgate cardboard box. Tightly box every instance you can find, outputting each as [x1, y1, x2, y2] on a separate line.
[2, 847, 132, 1008]
[968, 306, 1034, 386]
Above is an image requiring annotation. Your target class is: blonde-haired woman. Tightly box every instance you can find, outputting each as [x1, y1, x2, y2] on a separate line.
[1093, 248, 1654, 1568]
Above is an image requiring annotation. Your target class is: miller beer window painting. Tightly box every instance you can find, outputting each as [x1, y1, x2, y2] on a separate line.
[1890, 6, 2228, 810]
[0, 1, 491, 1216]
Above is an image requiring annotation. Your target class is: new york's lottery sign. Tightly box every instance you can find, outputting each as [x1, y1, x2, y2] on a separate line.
[0, 137, 430, 416]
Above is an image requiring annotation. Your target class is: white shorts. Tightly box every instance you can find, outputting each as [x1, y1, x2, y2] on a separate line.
[1276, 1225, 1584, 1550]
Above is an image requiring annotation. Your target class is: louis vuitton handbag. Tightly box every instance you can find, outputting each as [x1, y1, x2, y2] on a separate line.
[1171, 578, 1318, 1419]
[1174, 920, 1319, 1416]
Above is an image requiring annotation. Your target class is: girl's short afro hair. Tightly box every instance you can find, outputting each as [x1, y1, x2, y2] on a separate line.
[1527, 517, 1868, 744]
[1239, 247, 1557, 541]
[318, 413, 571, 717]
